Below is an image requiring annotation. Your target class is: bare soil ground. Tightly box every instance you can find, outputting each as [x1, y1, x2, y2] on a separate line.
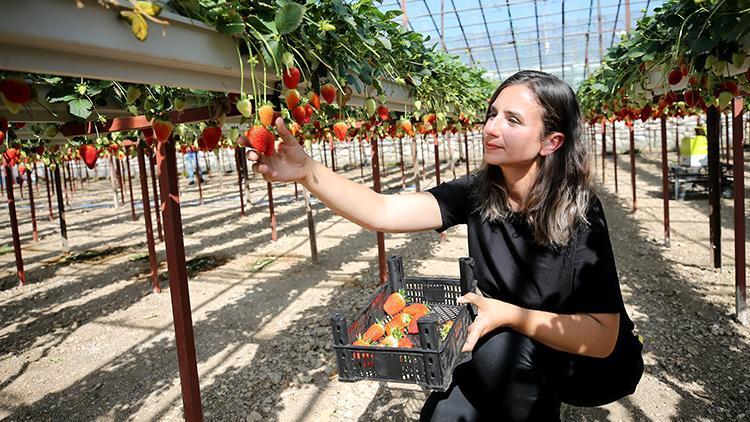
[0, 141, 748, 421]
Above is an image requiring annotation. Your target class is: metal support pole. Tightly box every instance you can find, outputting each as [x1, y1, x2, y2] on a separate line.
[601, 121, 607, 183]
[26, 170, 38, 242]
[706, 106, 722, 268]
[137, 143, 160, 293]
[304, 186, 318, 264]
[370, 134, 387, 284]
[45, 165, 54, 221]
[267, 182, 277, 241]
[234, 147, 245, 217]
[195, 151, 203, 206]
[660, 114, 671, 247]
[629, 123, 637, 211]
[116, 158, 125, 205]
[156, 139, 204, 421]
[434, 136, 441, 185]
[399, 137, 405, 189]
[464, 131, 470, 176]
[411, 136, 421, 192]
[53, 164, 69, 252]
[731, 97, 746, 324]
[148, 148, 163, 241]
[612, 122, 619, 193]
[5, 165, 25, 286]
[126, 150, 137, 221]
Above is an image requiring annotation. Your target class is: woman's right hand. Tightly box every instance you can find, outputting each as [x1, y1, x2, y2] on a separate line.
[246, 117, 311, 183]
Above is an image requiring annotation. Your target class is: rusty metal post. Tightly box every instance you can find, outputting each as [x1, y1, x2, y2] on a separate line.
[26, 170, 38, 242]
[294, 181, 298, 201]
[724, 113, 730, 164]
[62, 161, 70, 206]
[464, 131, 470, 176]
[433, 133, 441, 185]
[358, 138, 365, 179]
[303, 186, 318, 264]
[612, 122, 619, 193]
[126, 150, 137, 221]
[398, 137, 405, 188]
[116, 158, 125, 205]
[137, 143, 160, 294]
[267, 182, 277, 241]
[601, 121, 607, 183]
[369, 133, 387, 284]
[155, 138, 204, 421]
[5, 165, 25, 286]
[53, 164, 69, 252]
[660, 115, 671, 247]
[322, 139, 328, 167]
[706, 106, 722, 269]
[732, 97, 746, 324]
[331, 140, 337, 173]
[67, 161, 76, 194]
[421, 134, 427, 180]
[148, 148, 163, 241]
[33, 162, 39, 194]
[411, 136, 421, 192]
[45, 165, 54, 221]
[629, 123, 637, 211]
[194, 151, 203, 206]
[675, 118, 680, 162]
[233, 147, 245, 217]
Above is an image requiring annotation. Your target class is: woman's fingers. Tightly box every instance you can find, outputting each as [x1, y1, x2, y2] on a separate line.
[246, 149, 260, 162]
[457, 292, 482, 306]
[462, 323, 480, 352]
[275, 117, 297, 146]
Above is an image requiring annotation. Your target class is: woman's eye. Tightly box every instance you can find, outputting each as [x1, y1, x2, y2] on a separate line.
[508, 117, 519, 124]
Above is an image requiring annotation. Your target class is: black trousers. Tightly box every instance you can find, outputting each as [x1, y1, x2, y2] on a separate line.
[420, 328, 643, 421]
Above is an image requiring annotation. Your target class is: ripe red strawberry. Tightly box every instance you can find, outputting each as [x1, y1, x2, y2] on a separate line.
[152, 119, 174, 143]
[385, 312, 411, 336]
[245, 126, 275, 156]
[376, 105, 389, 121]
[639, 105, 652, 123]
[202, 126, 222, 151]
[304, 104, 314, 120]
[362, 320, 385, 343]
[3, 147, 19, 166]
[18, 164, 26, 176]
[308, 92, 321, 110]
[258, 104, 274, 127]
[285, 90, 301, 110]
[321, 83, 336, 104]
[0, 78, 32, 104]
[403, 303, 429, 318]
[282, 67, 301, 90]
[0, 130, 4, 144]
[333, 122, 348, 141]
[401, 120, 414, 136]
[79, 144, 99, 169]
[668, 68, 682, 85]
[352, 336, 370, 347]
[396, 333, 414, 349]
[292, 105, 307, 125]
[383, 289, 407, 316]
[407, 314, 425, 334]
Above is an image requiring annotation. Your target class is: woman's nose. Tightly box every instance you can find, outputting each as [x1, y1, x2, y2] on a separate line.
[485, 117, 501, 136]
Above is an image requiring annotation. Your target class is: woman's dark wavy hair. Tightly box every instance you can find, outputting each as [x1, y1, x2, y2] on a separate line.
[472, 70, 593, 248]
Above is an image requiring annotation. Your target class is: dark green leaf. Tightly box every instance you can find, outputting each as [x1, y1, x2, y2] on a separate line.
[275, 3, 304, 34]
[69, 98, 93, 119]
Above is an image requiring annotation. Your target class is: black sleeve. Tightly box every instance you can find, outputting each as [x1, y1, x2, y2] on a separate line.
[570, 197, 625, 314]
[426, 175, 474, 232]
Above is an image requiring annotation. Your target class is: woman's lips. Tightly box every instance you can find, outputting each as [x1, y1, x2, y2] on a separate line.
[485, 143, 502, 150]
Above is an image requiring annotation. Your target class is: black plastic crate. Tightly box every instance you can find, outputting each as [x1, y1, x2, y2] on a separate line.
[330, 255, 477, 391]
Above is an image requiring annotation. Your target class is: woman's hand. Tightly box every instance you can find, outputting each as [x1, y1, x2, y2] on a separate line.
[457, 293, 521, 352]
[246, 117, 311, 183]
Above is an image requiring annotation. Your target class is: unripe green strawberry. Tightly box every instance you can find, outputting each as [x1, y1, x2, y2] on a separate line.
[364, 98, 376, 117]
[126, 85, 141, 105]
[173, 98, 186, 112]
[237, 98, 252, 118]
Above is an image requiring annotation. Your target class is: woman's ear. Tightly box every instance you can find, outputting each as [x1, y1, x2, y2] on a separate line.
[539, 132, 565, 156]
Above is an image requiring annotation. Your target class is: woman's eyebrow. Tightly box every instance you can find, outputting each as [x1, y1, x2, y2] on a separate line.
[505, 109, 523, 119]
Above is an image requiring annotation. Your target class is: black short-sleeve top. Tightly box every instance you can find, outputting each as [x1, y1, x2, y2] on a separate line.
[427, 174, 634, 335]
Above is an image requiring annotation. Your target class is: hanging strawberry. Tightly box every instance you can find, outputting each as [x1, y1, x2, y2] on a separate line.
[79, 144, 100, 169]
[333, 122, 348, 141]
[292, 105, 307, 125]
[152, 119, 174, 143]
[321, 83, 336, 104]
[307, 92, 320, 110]
[202, 125, 222, 151]
[282, 67, 301, 90]
[376, 105, 389, 121]
[258, 104, 274, 127]
[245, 126, 275, 156]
[285, 90, 301, 110]
[0, 77, 32, 104]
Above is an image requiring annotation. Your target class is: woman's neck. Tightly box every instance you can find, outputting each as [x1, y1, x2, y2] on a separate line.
[501, 161, 538, 211]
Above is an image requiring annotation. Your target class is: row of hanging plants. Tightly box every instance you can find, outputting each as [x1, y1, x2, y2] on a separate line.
[578, 0, 750, 124]
[0, 0, 494, 170]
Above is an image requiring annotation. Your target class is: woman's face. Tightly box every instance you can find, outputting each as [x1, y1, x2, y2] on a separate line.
[483, 84, 546, 168]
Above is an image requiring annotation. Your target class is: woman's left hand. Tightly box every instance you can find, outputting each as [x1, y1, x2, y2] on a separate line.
[457, 293, 521, 352]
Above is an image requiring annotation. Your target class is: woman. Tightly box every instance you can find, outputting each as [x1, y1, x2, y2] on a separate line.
[248, 70, 643, 421]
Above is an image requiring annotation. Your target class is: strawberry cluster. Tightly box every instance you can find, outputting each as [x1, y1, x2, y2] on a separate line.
[351, 290, 432, 349]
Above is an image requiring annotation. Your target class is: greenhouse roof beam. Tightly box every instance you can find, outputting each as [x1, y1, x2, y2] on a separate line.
[419, 0, 445, 48]
[449, 0, 475, 63]
[477, 0, 503, 79]
[584, 0, 595, 78]
[534, 0, 543, 70]
[611, 0, 623, 47]
[505, 0, 521, 72]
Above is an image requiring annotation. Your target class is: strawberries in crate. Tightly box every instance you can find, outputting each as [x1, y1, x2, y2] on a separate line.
[440, 321, 454, 341]
[385, 312, 411, 336]
[361, 320, 385, 343]
[383, 289, 407, 316]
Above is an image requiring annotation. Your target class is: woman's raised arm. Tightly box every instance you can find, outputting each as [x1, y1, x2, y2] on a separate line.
[247, 117, 443, 233]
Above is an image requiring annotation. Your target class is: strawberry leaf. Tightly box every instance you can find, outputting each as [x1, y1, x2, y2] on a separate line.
[68, 98, 93, 119]
[275, 3, 305, 35]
